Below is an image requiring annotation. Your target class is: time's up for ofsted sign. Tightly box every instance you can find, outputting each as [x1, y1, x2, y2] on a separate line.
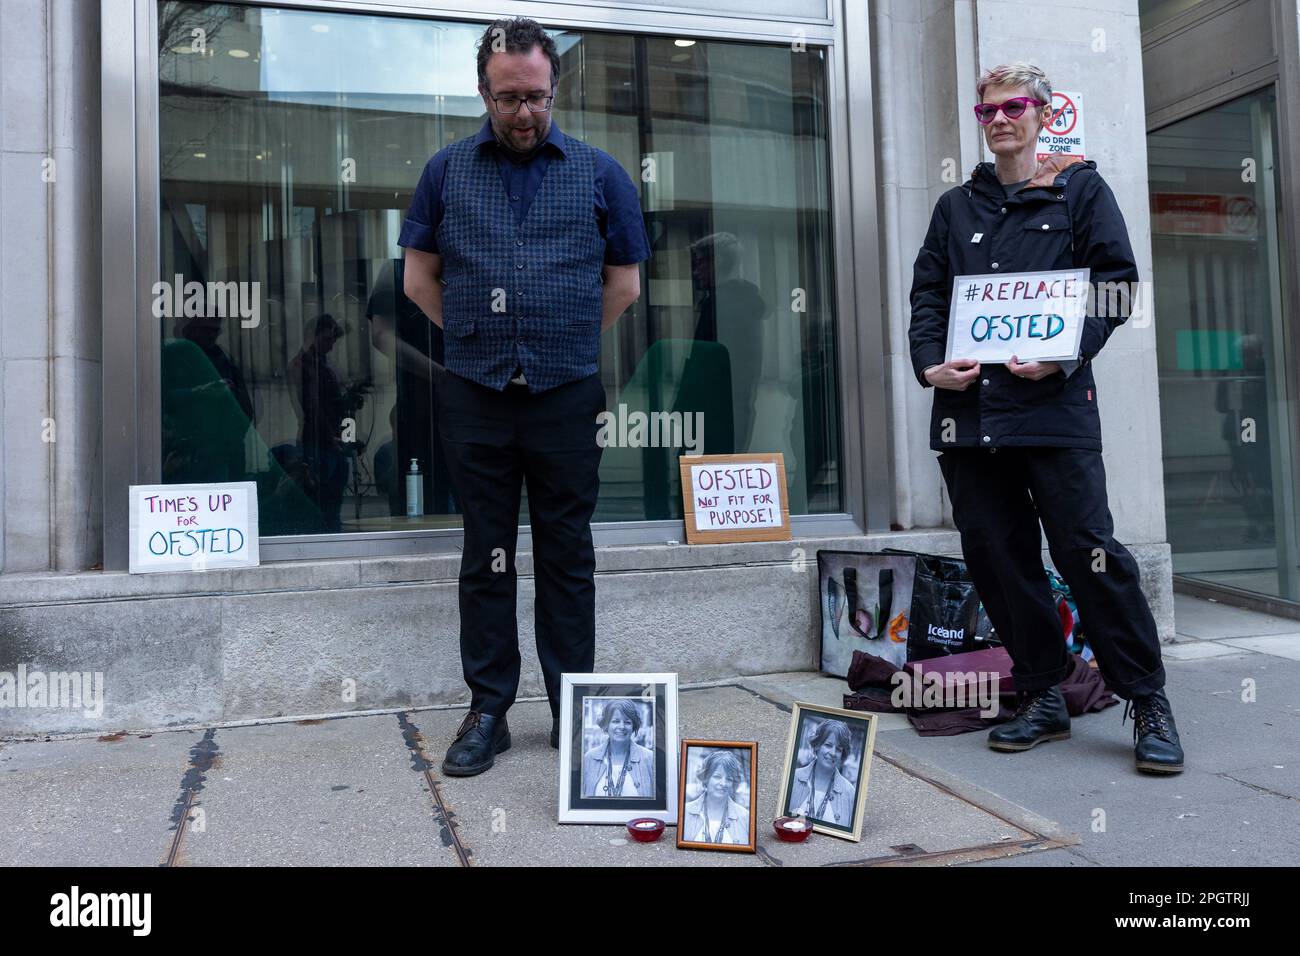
[128, 481, 259, 573]
[946, 267, 1090, 364]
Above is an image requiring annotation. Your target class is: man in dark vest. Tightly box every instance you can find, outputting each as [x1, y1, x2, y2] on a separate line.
[400, 17, 650, 777]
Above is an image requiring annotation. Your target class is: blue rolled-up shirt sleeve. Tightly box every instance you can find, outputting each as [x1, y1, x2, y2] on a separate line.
[595, 152, 650, 265]
[398, 154, 445, 253]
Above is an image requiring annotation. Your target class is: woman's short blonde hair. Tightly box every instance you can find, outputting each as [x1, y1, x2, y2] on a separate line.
[977, 62, 1052, 106]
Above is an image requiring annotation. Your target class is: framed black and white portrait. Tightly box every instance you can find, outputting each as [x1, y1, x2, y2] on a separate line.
[558, 673, 679, 825]
[776, 703, 877, 842]
[676, 741, 757, 853]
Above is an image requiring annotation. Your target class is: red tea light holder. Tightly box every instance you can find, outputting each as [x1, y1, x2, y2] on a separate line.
[773, 815, 813, 842]
[626, 817, 666, 842]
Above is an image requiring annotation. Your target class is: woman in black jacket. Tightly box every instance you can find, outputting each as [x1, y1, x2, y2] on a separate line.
[909, 62, 1183, 774]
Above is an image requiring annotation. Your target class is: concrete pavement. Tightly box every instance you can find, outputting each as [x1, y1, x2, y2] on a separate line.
[1, 592, 1296, 867]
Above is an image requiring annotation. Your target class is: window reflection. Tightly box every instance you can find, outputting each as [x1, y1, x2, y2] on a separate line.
[1150, 88, 1295, 597]
[158, 2, 841, 535]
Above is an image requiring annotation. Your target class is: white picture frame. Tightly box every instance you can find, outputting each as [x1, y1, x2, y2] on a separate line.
[558, 672, 679, 825]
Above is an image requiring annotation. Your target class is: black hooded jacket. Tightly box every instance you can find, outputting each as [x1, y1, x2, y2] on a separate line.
[908, 154, 1140, 451]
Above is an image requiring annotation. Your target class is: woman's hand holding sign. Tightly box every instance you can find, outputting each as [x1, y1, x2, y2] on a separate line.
[924, 360, 982, 390]
[1007, 355, 1062, 381]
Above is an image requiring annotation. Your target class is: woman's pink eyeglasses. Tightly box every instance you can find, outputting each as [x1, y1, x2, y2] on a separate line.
[973, 97, 1045, 125]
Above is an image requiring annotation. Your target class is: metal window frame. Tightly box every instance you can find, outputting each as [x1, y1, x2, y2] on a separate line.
[100, 0, 889, 568]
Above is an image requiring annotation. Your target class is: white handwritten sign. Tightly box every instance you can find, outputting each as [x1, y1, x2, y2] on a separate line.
[129, 482, 259, 573]
[946, 268, 1090, 364]
[679, 454, 791, 544]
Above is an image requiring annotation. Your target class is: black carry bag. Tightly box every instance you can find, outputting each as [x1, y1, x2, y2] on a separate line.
[816, 551, 917, 677]
[882, 549, 999, 662]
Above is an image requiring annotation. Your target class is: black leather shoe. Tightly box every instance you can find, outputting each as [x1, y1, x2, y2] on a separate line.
[1124, 688, 1184, 774]
[550, 718, 559, 750]
[988, 685, 1071, 751]
[441, 712, 510, 777]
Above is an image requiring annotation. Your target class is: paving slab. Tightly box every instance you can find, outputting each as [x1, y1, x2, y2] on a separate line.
[0, 730, 197, 866]
[860, 654, 1300, 867]
[1162, 641, 1251, 661]
[171, 715, 461, 867]
[741, 671, 912, 732]
[410, 684, 1067, 866]
[1218, 634, 1300, 662]
[1216, 762, 1300, 802]
[1172, 594, 1300, 639]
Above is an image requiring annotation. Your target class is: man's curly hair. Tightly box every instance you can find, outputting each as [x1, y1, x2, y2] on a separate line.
[476, 16, 560, 90]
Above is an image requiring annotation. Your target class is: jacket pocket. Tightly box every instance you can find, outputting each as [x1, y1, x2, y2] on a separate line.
[1022, 213, 1071, 234]
[444, 316, 476, 337]
[1005, 369, 1067, 403]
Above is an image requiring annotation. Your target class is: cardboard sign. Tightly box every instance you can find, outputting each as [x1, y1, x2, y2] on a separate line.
[946, 268, 1090, 364]
[1036, 90, 1085, 162]
[679, 454, 790, 544]
[129, 482, 259, 573]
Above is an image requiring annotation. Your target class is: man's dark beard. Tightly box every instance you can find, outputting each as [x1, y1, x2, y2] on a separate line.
[492, 120, 547, 158]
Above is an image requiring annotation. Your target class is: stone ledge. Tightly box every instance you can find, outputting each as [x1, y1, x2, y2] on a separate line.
[0, 531, 1175, 736]
[0, 530, 967, 607]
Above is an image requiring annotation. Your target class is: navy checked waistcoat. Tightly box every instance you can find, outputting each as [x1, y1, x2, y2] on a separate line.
[435, 135, 604, 393]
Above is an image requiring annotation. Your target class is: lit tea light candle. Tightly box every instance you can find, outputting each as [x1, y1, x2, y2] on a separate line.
[773, 816, 813, 842]
[626, 817, 665, 842]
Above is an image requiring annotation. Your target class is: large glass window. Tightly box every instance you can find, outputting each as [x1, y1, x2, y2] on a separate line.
[1149, 87, 1297, 598]
[157, 1, 840, 537]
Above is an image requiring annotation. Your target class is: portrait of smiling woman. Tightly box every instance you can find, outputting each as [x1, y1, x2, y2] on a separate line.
[778, 704, 877, 841]
[581, 698, 656, 799]
[677, 744, 756, 851]
[787, 717, 857, 826]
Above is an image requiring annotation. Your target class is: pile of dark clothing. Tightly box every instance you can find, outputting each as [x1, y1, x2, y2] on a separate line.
[843, 647, 1117, 736]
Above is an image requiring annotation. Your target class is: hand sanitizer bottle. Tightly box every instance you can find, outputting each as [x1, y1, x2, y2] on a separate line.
[406, 458, 423, 518]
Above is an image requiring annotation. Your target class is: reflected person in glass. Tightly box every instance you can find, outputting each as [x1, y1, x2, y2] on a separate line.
[288, 313, 350, 533]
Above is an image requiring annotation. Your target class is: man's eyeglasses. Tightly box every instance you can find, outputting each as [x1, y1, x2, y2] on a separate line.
[486, 91, 555, 115]
[973, 97, 1045, 125]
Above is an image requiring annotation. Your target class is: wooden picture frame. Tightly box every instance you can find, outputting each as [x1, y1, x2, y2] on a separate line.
[775, 703, 877, 842]
[678, 453, 791, 544]
[675, 740, 758, 853]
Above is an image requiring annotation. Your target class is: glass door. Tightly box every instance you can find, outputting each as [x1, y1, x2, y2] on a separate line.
[1149, 86, 1299, 598]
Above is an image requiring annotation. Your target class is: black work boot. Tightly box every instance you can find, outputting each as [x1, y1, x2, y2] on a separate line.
[441, 712, 511, 777]
[550, 717, 559, 750]
[1124, 688, 1184, 774]
[988, 685, 1071, 752]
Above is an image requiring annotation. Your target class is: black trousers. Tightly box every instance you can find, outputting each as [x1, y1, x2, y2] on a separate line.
[437, 369, 605, 718]
[937, 446, 1165, 700]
